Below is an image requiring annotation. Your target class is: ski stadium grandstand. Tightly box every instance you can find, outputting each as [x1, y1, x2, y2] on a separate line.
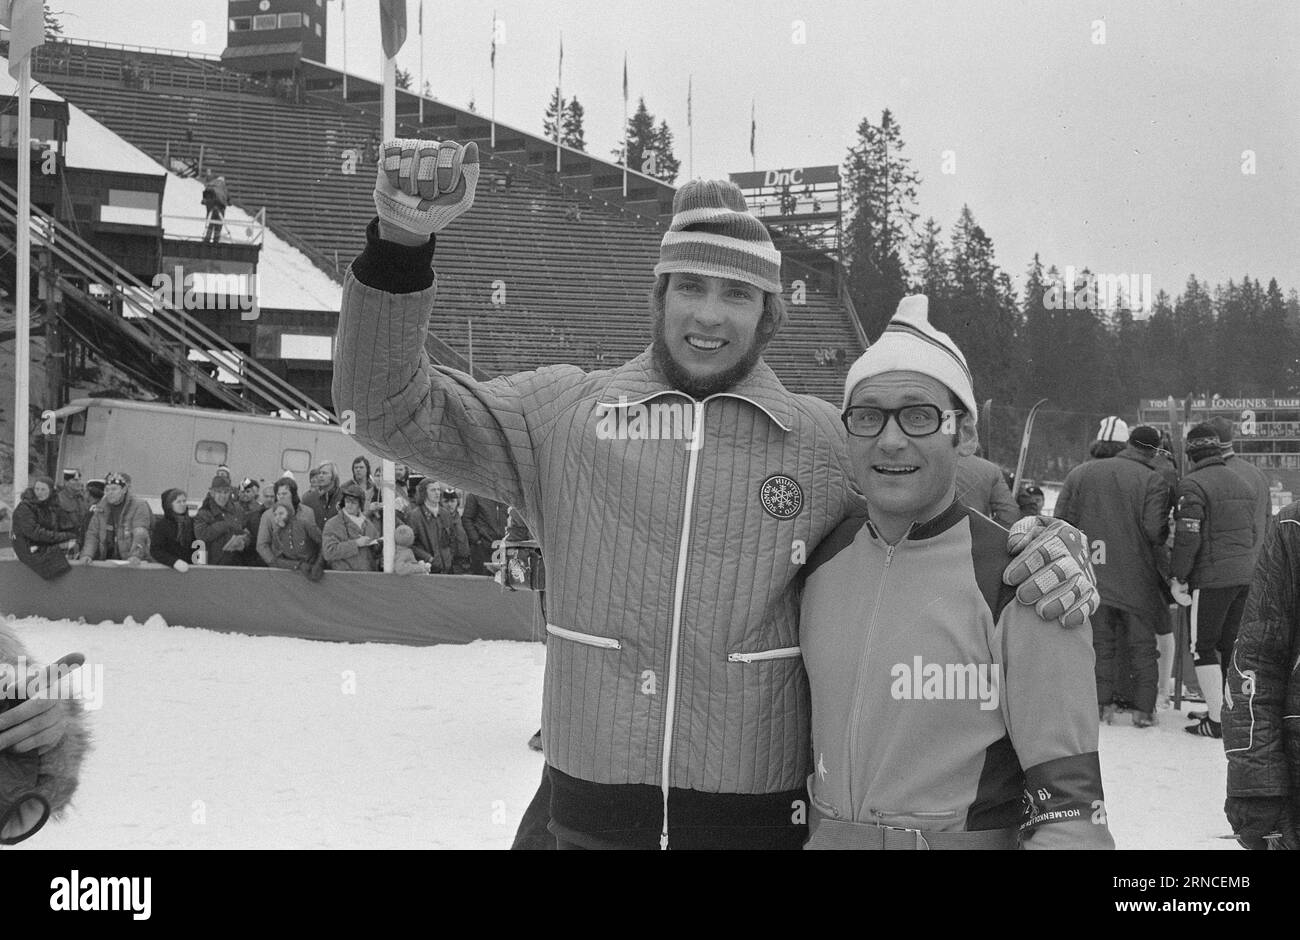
[3, 26, 865, 467]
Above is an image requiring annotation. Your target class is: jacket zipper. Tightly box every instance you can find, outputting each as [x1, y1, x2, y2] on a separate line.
[545, 623, 622, 649]
[660, 399, 706, 850]
[847, 537, 896, 819]
[728, 647, 802, 663]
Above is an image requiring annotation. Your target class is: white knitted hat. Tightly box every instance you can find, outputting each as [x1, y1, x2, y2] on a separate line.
[842, 295, 977, 417]
[1096, 416, 1130, 442]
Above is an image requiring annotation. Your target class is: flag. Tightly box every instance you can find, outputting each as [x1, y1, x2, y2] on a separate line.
[490, 10, 496, 69]
[687, 75, 692, 127]
[749, 99, 756, 157]
[1, 0, 45, 79]
[380, 0, 407, 59]
[622, 53, 628, 104]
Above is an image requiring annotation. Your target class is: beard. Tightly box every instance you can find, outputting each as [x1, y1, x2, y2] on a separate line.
[651, 311, 768, 399]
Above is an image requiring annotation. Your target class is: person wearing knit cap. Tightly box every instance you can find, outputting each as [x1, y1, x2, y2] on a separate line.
[1169, 423, 1262, 738]
[799, 295, 1111, 849]
[1207, 415, 1272, 571]
[1055, 419, 1174, 726]
[336, 138, 1100, 850]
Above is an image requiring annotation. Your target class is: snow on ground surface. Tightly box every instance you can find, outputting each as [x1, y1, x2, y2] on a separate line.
[6, 614, 1234, 850]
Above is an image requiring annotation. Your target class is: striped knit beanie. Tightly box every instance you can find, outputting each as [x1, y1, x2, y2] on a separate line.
[842, 295, 977, 417]
[1096, 416, 1130, 443]
[654, 179, 782, 294]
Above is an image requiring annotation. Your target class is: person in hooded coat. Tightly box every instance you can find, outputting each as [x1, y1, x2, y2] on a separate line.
[11, 476, 79, 581]
[150, 488, 196, 571]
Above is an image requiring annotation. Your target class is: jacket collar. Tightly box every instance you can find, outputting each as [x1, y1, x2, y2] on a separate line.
[597, 346, 796, 432]
[1189, 453, 1226, 471]
[865, 499, 969, 543]
[1118, 445, 1155, 468]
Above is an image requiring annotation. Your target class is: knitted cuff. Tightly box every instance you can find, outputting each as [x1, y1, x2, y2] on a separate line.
[351, 218, 437, 295]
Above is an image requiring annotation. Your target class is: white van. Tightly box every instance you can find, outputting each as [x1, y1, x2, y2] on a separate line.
[51, 398, 385, 508]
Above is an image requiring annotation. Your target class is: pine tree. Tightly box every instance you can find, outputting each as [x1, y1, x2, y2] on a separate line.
[543, 89, 565, 142]
[562, 98, 586, 150]
[842, 109, 920, 338]
[650, 119, 680, 183]
[1020, 254, 1055, 404]
[395, 67, 413, 90]
[1174, 276, 1215, 397]
[44, 9, 64, 39]
[1257, 278, 1294, 395]
[907, 218, 948, 296]
[1140, 290, 1179, 398]
[943, 206, 1020, 406]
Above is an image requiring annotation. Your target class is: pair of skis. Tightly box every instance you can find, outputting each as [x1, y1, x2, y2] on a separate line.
[987, 398, 1048, 499]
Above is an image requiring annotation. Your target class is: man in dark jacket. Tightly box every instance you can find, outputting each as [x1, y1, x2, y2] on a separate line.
[193, 475, 247, 565]
[406, 480, 444, 572]
[1056, 421, 1172, 726]
[955, 452, 1018, 526]
[462, 492, 509, 575]
[54, 471, 89, 552]
[12, 476, 79, 580]
[1171, 424, 1261, 738]
[232, 478, 266, 566]
[1210, 416, 1272, 559]
[1222, 500, 1300, 849]
[302, 463, 343, 530]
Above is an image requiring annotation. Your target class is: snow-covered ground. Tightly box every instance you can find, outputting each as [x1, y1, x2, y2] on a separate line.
[6, 614, 1234, 850]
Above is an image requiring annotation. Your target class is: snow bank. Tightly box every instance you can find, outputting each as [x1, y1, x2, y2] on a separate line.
[5, 615, 1234, 849]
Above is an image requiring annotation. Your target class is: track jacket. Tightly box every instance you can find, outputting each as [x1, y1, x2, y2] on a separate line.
[1223, 501, 1300, 804]
[800, 502, 1113, 849]
[333, 222, 860, 845]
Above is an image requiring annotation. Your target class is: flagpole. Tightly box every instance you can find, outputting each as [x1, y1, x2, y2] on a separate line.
[13, 55, 31, 493]
[621, 54, 628, 197]
[341, 0, 348, 100]
[490, 10, 496, 149]
[418, 0, 424, 124]
[555, 33, 562, 173]
[380, 17, 398, 575]
[688, 74, 693, 181]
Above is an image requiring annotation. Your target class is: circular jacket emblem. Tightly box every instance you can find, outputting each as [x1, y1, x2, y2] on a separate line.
[760, 474, 803, 520]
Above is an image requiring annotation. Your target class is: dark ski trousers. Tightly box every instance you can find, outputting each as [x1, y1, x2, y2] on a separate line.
[1192, 584, 1250, 685]
[1094, 604, 1158, 712]
[510, 765, 556, 850]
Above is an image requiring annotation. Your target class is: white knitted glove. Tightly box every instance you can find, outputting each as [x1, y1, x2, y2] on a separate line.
[374, 138, 479, 240]
[173, 559, 190, 573]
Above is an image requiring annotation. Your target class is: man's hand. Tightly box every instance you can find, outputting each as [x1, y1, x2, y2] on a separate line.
[1226, 796, 1298, 850]
[374, 138, 479, 243]
[1004, 516, 1100, 628]
[1169, 578, 1192, 607]
[0, 694, 68, 756]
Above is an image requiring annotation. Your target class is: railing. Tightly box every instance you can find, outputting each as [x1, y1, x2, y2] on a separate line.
[0, 177, 336, 422]
[160, 208, 267, 246]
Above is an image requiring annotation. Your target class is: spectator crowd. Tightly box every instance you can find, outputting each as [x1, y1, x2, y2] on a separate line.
[11, 459, 524, 584]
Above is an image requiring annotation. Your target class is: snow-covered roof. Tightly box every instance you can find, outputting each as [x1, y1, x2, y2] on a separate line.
[159, 174, 341, 313]
[0, 59, 341, 313]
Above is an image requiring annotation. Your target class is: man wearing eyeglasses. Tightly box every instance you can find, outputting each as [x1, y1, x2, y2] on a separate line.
[799, 297, 1113, 849]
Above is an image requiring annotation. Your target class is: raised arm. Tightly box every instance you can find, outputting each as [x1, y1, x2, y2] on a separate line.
[332, 139, 573, 520]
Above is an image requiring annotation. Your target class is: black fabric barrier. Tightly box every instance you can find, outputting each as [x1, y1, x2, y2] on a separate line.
[0, 560, 542, 646]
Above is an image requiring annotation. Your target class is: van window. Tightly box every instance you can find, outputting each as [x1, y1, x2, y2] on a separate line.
[65, 412, 87, 436]
[196, 440, 228, 465]
[282, 449, 312, 473]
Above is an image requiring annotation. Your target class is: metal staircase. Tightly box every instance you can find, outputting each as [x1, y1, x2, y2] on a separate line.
[0, 177, 337, 422]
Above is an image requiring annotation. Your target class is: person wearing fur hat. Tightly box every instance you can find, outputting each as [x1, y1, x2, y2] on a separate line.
[334, 139, 1099, 850]
[150, 488, 196, 571]
[322, 483, 382, 571]
[1055, 422, 1173, 727]
[11, 475, 80, 581]
[77, 471, 152, 564]
[0, 625, 90, 844]
[391, 524, 431, 574]
[798, 296, 1112, 849]
[1170, 424, 1261, 738]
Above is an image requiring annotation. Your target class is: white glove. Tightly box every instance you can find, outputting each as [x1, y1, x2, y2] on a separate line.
[1004, 516, 1100, 628]
[1169, 578, 1192, 607]
[173, 559, 190, 573]
[374, 139, 479, 241]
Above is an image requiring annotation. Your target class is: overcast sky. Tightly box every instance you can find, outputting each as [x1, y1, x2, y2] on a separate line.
[49, 0, 1300, 300]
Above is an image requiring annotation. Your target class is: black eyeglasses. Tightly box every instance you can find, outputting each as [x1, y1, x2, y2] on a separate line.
[841, 404, 964, 438]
